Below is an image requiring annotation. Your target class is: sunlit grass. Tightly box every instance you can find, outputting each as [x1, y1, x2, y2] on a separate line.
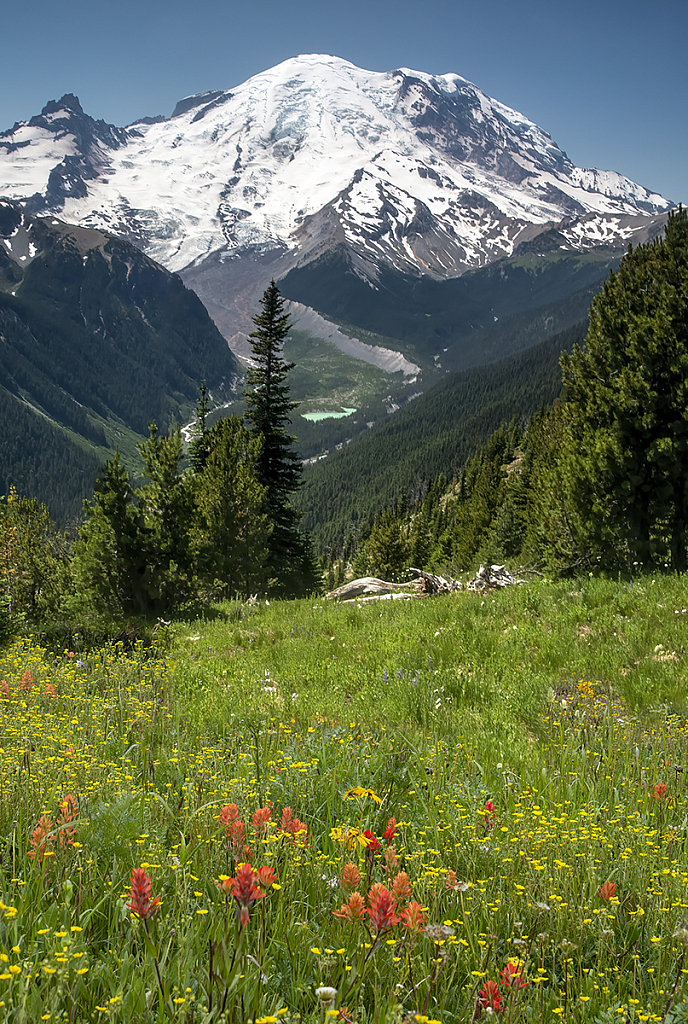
[0, 575, 687, 1019]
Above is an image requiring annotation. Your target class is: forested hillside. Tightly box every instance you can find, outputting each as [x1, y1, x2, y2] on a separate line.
[343, 209, 688, 584]
[280, 247, 613, 372]
[296, 321, 584, 554]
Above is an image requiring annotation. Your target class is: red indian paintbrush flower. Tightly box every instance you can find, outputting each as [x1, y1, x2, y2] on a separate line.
[252, 804, 273, 833]
[653, 781, 668, 800]
[255, 864, 276, 889]
[221, 862, 272, 928]
[383, 817, 397, 844]
[219, 803, 240, 826]
[368, 884, 399, 932]
[383, 846, 399, 873]
[127, 867, 161, 920]
[400, 900, 426, 933]
[278, 806, 308, 843]
[478, 980, 502, 1011]
[28, 815, 53, 863]
[391, 871, 412, 904]
[342, 862, 361, 890]
[229, 820, 247, 847]
[598, 880, 616, 900]
[499, 959, 528, 989]
[362, 829, 380, 854]
[58, 794, 79, 847]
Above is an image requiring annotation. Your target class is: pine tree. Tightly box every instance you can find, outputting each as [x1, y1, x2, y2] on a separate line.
[354, 506, 410, 581]
[194, 416, 270, 597]
[561, 207, 688, 571]
[72, 452, 151, 617]
[0, 487, 70, 624]
[188, 382, 211, 473]
[137, 424, 198, 610]
[73, 430, 198, 617]
[243, 282, 319, 596]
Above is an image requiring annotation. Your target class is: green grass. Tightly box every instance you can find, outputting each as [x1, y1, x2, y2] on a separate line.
[1, 575, 688, 1021]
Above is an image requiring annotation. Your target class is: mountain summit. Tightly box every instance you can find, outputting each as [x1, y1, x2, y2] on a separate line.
[0, 56, 673, 359]
[0, 56, 671, 274]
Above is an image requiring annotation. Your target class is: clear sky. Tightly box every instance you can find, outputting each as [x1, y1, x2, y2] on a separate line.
[2, 0, 686, 203]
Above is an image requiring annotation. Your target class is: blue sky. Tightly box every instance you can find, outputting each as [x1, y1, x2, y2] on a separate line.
[2, 0, 687, 203]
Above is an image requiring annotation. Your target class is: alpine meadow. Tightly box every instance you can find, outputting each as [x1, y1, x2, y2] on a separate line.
[2, 54, 688, 1024]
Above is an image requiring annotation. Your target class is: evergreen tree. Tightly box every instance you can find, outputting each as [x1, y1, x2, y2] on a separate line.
[137, 424, 198, 610]
[194, 416, 270, 597]
[243, 282, 319, 596]
[561, 207, 688, 571]
[71, 452, 148, 617]
[353, 506, 410, 581]
[188, 382, 211, 473]
[73, 429, 198, 617]
[0, 487, 70, 624]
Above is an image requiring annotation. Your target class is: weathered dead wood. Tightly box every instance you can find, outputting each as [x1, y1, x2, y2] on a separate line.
[408, 568, 463, 594]
[326, 577, 414, 601]
[465, 563, 525, 591]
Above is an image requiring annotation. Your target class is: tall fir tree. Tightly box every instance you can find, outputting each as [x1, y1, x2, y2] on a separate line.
[561, 206, 688, 571]
[243, 281, 319, 596]
[187, 382, 211, 474]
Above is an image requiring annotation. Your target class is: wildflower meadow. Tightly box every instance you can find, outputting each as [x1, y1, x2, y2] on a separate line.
[1, 574, 688, 1022]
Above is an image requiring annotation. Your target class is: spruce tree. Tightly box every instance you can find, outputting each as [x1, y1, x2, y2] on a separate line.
[188, 382, 211, 474]
[243, 282, 319, 596]
[561, 207, 688, 571]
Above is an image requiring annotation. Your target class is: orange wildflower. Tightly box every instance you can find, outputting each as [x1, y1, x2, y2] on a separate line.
[383, 846, 399, 874]
[252, 804, 273, 833]
[278, 806, 308, 843]
[400, 900, 426, 933]
[342, 862, 361, 890]
[219, 803, 240, 826]
[391, 871, 412, 904]
[333, 891, 366, 923]
[28, 815, 53, 863]
[58, 794, 79, 847]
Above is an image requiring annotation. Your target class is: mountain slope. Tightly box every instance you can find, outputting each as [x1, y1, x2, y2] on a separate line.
[0, 199, 239, 521]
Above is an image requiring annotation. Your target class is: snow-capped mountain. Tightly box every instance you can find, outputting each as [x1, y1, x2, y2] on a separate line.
[0, 55, 672, 356]
[0, 56, 671, 271]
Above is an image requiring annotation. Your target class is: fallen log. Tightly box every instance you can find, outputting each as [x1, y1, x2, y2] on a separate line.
[466, 563, 525, 590]
[326, 577, 414, 601]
